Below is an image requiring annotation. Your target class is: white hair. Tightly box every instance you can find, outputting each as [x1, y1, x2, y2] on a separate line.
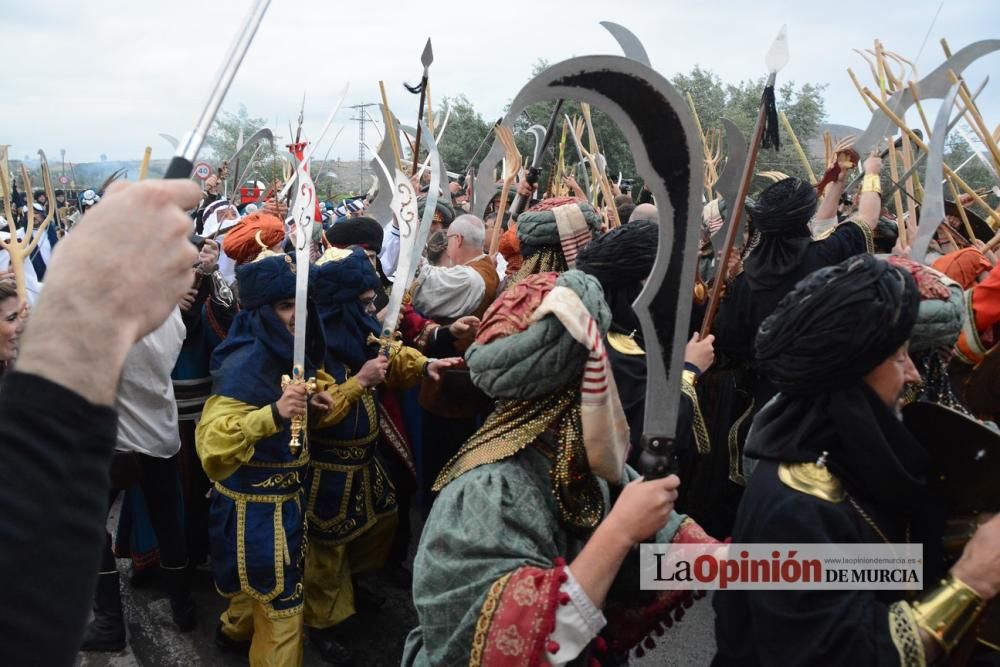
[450, 214, 485, 249]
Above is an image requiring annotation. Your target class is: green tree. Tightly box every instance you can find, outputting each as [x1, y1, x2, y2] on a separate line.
[672, 67, 828, 187]
[434, 94, 492, 173]
[944, 133, 998, 209]
[205, 105, 269, 163]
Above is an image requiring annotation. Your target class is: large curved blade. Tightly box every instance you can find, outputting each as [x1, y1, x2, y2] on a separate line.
[854, 39, 1000, 154]
[710, 118, 748, 255]
[911, 82, 963, 264]
[599, 21, 651, 67]
[494, 54, 701, 451]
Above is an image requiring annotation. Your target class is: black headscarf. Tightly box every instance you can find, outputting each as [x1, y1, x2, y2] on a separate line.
[748, 254, 926, 515]
[742, 178, 817, 291]
[576, 221, 658, 342]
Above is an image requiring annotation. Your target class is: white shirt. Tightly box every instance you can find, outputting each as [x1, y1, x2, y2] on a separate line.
[379, 223, 401, 281]
[411, 255, 487, 320]
[115, 308, 186, 457]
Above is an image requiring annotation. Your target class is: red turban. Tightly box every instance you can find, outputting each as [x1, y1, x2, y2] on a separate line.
[222, 212, 285, 265]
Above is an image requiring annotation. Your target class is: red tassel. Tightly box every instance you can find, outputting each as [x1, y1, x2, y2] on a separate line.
[663, 615, 674, 629]
[644, 637, 656, 650]
[557, 571, 568, 584]
[553, 556, 567, 567]
[682, 596, 694, 609]
[546, 640, 560, 654]
[594, 636, 608, 653]
[674, 607, 686, 621]
[635, 646, 646, 658]
[655, 624, 665, 637]
[558, 592, 571, 606]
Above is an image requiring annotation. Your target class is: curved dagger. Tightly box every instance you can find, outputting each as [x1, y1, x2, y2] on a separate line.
[854, 39, 1000, 155]
[911, 82, 963, 264]
[599, 21, 652, 67]
[710, 118, 748, 255]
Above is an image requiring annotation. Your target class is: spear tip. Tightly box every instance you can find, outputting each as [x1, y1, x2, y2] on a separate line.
[421, 38, 434, 69]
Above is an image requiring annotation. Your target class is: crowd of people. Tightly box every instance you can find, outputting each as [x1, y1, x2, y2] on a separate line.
[4, 38, 1000, 667]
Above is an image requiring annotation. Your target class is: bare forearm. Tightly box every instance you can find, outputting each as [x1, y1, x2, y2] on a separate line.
[858, 190, 880, 231]
[815, 182, 843, 221]
[16, 297, 134, 407]
[568, 519, 632, 610]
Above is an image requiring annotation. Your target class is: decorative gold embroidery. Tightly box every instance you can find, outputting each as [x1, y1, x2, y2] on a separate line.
[470, 573, 514, 667]
[243, 454, 310, 469]
[278, 582, 304, 603]
[681, 372, 711, 455]
[214, 483, 300, 504]
[251, 472, 302, 490]
[889, 602, 927, 667]
[510, 576, 539, 607]
[849, 218, 875, 254]
[727, 399, 753, 485]
[778, 463, 846, 503]
[607, 331, 645, 356]
[494, 624, 525, 657]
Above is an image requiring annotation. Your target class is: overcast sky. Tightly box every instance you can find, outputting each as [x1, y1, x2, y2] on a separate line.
[3, 0, 997, 166]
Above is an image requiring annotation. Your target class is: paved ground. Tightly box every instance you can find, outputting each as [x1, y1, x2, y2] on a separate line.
[76, 506, 717, 667]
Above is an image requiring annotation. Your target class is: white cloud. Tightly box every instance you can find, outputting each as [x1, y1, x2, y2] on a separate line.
[4, 0, 998, 167]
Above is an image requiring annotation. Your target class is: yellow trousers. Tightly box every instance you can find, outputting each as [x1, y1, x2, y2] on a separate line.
[219, 593, 303, 667]
[303, 510, 398, 630]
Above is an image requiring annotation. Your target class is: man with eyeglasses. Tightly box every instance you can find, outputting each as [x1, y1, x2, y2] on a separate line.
[411, 215, 498, 322]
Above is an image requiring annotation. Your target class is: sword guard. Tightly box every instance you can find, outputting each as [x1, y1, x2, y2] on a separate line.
[637, 434, 678, 481]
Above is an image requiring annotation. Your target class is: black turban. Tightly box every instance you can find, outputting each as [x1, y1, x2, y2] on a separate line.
[577, 221, 659, 341]
[747, 177, 817, 233]
[576, 220, 658, 288]
[742, 178, 819, 291]
[324, 217, 384, 253]
[755, 253, 919, 396]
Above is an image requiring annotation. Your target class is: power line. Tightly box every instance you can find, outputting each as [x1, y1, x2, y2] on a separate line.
[348, 103, 377, 193]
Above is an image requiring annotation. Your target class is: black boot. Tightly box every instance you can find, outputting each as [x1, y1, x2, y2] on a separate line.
[161, 563, 197, 632]
[309, 627, 355, 666]
[80, 571, 126, 652]
[215, 622, 251, 655]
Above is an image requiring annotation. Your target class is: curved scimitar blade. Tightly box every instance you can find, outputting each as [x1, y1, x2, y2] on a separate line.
[911, 82, 963, 264]
[599, 21, 651, 67]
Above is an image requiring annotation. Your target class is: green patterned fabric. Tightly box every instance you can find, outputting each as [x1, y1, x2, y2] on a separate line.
[516, 201, 602, 248]
[466, 270, 611, 400]
[401, 447, 683, 666]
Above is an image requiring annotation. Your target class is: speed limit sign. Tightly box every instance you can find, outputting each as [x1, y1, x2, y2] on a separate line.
[193, 162, 213, 180]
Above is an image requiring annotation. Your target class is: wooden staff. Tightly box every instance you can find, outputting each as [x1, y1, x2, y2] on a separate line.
[487, 125, 521, 257]
[945, 176, 977, 241]
[848, 68, 875, 112]
[947, 70, 1000, 174]
[873, 41, 907, 244]
[779, 111, 816, 184]
[379, 81, 403, 171]
[862, 87, 1000, 229]
[138, 146, 152, 181]
[701, 78, 778, 336]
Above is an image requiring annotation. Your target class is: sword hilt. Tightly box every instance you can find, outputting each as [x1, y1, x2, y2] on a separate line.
[281, 366, 316, 457]
[637, 434, 678, 481]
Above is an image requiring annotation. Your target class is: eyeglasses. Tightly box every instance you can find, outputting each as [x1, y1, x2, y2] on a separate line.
[360, 297, 377, 310]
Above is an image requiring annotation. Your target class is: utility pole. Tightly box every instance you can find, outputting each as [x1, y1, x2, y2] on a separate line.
[348, 103, 377, 193]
